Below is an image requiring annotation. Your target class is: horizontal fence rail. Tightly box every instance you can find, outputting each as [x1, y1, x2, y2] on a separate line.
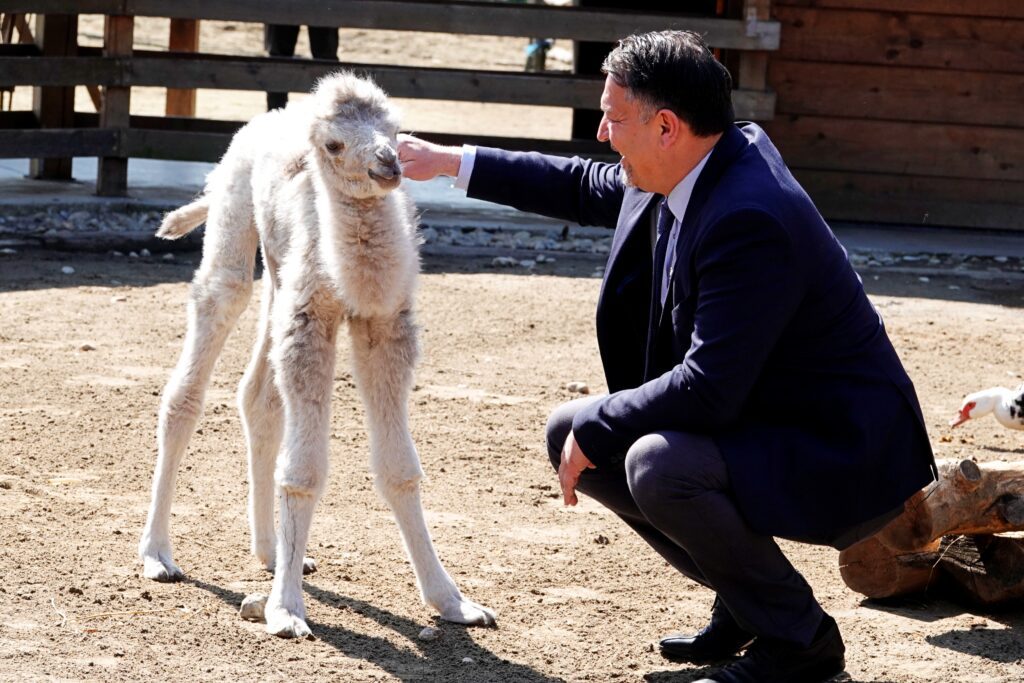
[0, 1, 780, 195]
[10, 1, 780, 49]
[0, 52, 777, 116]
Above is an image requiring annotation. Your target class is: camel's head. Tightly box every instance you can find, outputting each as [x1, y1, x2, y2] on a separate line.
[308, 72, 403, 199]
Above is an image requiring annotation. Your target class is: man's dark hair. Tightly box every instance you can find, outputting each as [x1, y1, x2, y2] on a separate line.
[601, 30, 734, 137]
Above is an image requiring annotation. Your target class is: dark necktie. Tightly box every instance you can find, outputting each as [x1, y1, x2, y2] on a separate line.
[652, 199, 675, 314]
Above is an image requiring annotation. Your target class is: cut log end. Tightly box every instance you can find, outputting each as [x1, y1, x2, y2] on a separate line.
[998, 495, 1024, 526]
[954, 459, 982, 490]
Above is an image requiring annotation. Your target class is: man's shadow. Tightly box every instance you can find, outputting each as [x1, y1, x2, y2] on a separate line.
[185, 576, 565, 682]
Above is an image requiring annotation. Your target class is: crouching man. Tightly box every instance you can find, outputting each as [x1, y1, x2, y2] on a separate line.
[399, 30, 936, 683]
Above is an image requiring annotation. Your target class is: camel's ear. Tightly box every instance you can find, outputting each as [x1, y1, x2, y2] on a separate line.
[307, 112, 334, 150]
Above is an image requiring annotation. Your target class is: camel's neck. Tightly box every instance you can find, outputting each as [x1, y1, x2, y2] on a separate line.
[317, 179, 386, 209]
[335, 189, 387, 213]
[311, 175, 417, 318]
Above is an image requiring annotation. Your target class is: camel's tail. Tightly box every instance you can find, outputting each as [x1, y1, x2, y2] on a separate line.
[156, 197, 210, 240]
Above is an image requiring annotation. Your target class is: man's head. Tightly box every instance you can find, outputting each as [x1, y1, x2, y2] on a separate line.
[597, 31, 734, 193]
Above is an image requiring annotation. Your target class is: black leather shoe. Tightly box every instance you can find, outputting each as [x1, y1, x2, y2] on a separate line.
[659, 598, 755, 663]
[693, 613, 846, 683]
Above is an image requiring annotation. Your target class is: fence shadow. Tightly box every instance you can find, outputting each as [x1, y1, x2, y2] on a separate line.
[3, 247, 1022, 314]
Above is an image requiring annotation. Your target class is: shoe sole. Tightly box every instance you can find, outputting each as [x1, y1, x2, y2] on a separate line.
[658, 638, 755, 665]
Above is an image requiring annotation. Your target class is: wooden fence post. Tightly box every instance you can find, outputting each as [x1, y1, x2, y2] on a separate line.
[738, 0, 772, 103]
[165, 19, 199, 117]
[97, 14, 133, 196]
[29, 14, 77, 181]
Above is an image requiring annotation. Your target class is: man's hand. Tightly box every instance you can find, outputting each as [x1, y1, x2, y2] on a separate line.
[397, 134, 462, 181]
[559, 430, 595, 506]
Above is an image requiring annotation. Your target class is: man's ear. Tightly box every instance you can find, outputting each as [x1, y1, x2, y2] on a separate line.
[657, 109, 682, 147]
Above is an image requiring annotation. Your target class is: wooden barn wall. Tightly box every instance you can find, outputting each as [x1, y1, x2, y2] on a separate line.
[762, 0, 1024, 230]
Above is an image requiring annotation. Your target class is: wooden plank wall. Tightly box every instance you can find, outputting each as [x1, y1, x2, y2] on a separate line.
[763, 0, 1024, 230]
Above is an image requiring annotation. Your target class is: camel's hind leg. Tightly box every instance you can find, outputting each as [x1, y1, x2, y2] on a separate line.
[138, 197, 258, 582]
[349, 310, 496, 627]
[237, 264, 318, 576]
[238, 269, 283, 571]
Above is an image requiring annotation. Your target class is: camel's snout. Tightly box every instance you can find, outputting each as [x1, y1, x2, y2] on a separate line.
[369, 145, 402, 188]
[376, 146, 398, 166]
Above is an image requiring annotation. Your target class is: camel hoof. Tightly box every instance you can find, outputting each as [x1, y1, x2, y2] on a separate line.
[439, 599, 497, 628]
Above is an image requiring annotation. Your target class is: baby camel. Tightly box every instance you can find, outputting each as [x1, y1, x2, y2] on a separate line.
[137, 72, 495, 638]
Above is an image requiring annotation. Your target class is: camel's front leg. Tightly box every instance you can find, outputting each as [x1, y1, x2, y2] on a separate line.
[263, 292, 340, 638]
[349, 311, 496, 627]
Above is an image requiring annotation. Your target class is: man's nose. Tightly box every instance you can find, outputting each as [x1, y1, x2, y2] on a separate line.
[596, 115, 609, 142]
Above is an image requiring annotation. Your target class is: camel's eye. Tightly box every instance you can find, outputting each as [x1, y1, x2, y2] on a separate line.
[325, 140, 344, 154]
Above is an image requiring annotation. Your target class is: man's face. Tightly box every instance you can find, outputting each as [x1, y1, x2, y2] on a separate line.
[597, 75, 661, 191]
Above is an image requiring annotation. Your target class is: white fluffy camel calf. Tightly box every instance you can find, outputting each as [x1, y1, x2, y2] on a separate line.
[137, 72, 495, 638]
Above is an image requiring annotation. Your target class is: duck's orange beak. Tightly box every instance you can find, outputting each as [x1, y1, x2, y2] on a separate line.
[949, 402, 974, 428]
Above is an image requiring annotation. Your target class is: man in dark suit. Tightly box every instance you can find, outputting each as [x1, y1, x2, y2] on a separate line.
[398, 30, 936, 683]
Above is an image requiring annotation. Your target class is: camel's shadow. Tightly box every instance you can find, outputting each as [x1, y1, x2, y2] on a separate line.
[186, 576, 564, 682]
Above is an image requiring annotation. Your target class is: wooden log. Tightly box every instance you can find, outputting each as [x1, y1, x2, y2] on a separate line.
[937, 534, 1024, 606]
[838, 535, 940, 599]
[839, 459, 1024, 601]
[839, 532, 1024, 603]
[875, 460, 1024, 552]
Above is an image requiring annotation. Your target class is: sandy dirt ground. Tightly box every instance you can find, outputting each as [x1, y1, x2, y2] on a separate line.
[1, 246, 1023, 682]
[3, 13, 1024, 683]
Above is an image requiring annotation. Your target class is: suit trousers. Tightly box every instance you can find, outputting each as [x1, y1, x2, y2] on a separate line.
[264, 25, 340, 110]
[546, 396, 826, 647]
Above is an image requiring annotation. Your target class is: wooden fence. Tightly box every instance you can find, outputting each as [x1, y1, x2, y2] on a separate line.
[762, 0, 1024, 230]
[0, 1, 779, 196]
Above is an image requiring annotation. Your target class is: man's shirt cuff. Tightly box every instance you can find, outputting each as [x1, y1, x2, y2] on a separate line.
[452, 144, 478, 190]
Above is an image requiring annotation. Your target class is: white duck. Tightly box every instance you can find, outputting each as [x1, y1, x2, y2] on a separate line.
[949, 384, 1024, 430]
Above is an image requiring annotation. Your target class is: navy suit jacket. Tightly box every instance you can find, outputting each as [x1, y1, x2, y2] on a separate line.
[467, 123, 936, 545]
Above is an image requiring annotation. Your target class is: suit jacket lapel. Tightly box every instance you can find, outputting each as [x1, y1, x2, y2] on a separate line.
[650, 126, 751, 364]
[598, 187, 658, 305]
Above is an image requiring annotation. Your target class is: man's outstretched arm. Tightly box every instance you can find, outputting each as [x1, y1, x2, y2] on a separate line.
[398, 134, 626, 229]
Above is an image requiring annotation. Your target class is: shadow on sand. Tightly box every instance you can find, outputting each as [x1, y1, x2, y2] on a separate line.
[859, 596, 1024, 664]
[184, 576, 566, 683]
